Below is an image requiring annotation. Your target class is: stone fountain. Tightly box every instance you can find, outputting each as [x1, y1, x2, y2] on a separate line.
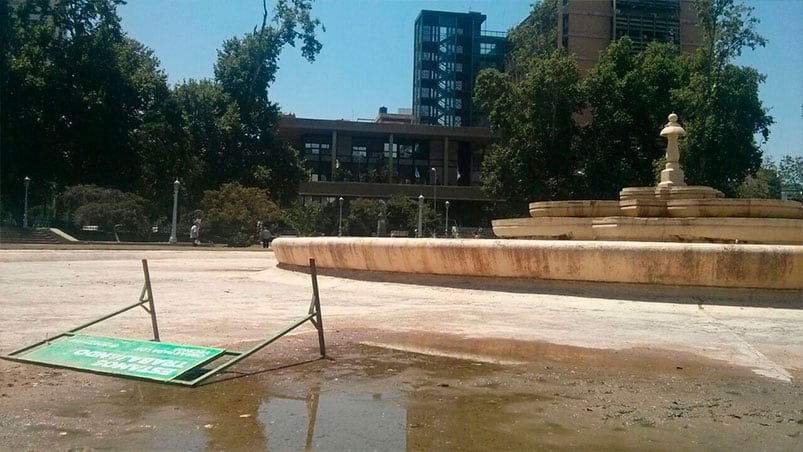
[493, 114, 803, 245]
[273, 114, 802, 292]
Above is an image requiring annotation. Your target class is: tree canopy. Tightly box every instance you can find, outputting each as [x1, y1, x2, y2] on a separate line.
[477, 0, 775, 207]
[675, 0, 773, 195]
[580, 38, 683, 198]
[505, 0, 557, 79]
[2, 0, 169, 200]
[201, 182, 283, 247]
[475, 53, 583, 210]
[206, 0, 323, 203]
[2, 0, 324, 235]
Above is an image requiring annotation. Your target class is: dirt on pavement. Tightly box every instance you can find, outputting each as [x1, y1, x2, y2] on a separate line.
[0, 247, 801, 451]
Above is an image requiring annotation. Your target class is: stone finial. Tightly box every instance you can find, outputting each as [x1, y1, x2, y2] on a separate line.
[658, 112, 687, 188]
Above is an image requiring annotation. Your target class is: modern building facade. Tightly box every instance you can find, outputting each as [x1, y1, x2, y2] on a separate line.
[278, 114, 499, 231]
[558, 0, 702, 72]
[278, 115, 497, 207]
[412, 10, 507, 127]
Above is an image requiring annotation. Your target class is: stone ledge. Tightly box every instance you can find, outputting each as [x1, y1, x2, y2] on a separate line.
[273, 237, 803, 290]
[528, 200, 620, 218]
[666, 198, 803, 219]
[493, 217, 803, 245]
[620, 185, 724, 201]
[494, 217, 595, 240]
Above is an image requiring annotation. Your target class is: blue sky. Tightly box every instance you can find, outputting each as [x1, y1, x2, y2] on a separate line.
[118, 0, 801, 162]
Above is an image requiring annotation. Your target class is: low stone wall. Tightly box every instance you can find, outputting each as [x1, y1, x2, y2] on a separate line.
[272, 237, 803, 290]
[493, 217, 803, 244]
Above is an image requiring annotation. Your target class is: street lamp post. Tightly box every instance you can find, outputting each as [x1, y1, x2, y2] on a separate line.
[22, 176, 31, 228]
[168, 179, 180, 244]
[444, 200, 450, 237]
[417, 194, 424, 238]
[22, 176, 30, 228]
[431, 167, 437, 216]
[338, 196, 344, 237]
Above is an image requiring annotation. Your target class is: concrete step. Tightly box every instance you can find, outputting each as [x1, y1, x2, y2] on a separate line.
[0, 226, 63, 244]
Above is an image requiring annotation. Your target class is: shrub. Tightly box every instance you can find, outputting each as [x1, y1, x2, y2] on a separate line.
[58, 185, 151, 235]
[201, 183, 282, 247]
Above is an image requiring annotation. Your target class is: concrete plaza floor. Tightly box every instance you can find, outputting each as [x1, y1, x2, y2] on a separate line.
[1, 247, 800, 382]
[1, 247, 802, 450]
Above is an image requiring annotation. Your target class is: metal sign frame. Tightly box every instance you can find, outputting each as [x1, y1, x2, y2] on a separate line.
[2, 258, 325, 386]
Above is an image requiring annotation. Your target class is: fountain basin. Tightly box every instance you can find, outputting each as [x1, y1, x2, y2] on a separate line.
[272, 237, 802, 290]
[493, 216, 803, 244]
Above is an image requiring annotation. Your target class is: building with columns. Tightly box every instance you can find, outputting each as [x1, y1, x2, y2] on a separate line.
[277, 114, 498, 212]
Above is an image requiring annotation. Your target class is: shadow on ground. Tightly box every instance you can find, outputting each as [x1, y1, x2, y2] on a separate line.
[278, 263, 803, 309]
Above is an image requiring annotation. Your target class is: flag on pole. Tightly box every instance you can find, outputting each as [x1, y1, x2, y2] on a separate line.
[415, 167, 420, 179]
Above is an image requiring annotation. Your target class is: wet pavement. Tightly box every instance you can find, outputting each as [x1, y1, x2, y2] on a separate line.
[1, 248, 801, 450]
[2, 339, 802, 451]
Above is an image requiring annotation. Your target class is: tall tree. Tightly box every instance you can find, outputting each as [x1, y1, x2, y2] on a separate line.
[211, 0, 323, 204]
[474, 53, 583, 211]
[171, 79, 232, 206]
[674, 0, 773, 195]
[581, 38, 683, 198]
[506, 0, 558, 80]
[1, 0, 174, 216]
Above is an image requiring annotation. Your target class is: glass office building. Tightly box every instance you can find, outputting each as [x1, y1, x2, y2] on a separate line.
[412, 10, 507, 127]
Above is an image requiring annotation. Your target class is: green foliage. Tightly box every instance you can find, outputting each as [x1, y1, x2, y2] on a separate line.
[2, 0, 324, 226]
[735, 167, 780, 199]
[201, 183, 282, 247]
[2, 1, 169, 188]
[168, 0, 323, 206]
[207, 0, 323, 204]
[506, 0, 558, 79]
[581, 39, 683, 198]
[479, 0, 773, 203]
[675, 62, 772, 195]
[341, 196, 435, 237]
[344, 198, 380, 237]
[735, 154, 802, 200]
[1, 0, 187, 223]
[474, 53, 583, 210]
[171, 79, 233, 207]
[694, 0, 766, 69]
[385, 195, 431, 233]
[58, 185, 151, 234]
[283, 200, 338, 236]
[674, 0, 773, 195]
[778, 155, 803, 199]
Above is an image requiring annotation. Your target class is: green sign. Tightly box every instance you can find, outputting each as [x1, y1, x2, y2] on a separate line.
[20, 334, 225, 382]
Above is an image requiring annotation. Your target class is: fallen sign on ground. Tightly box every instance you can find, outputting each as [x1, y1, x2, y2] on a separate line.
[20, 334, 226, 382]
[1, 258, 325, 386]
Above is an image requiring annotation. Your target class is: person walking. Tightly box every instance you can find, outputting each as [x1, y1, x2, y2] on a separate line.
[260, 225, 272, 249]
[190, 222, 199, 246]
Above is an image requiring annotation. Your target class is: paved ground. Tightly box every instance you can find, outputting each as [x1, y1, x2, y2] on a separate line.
[0, 247, 801, 450]
[1, 248, 799, 382]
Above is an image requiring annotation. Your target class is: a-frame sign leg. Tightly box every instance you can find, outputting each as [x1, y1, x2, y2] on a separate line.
[308, 258, 326, 358]
[139, 259, 160, 342]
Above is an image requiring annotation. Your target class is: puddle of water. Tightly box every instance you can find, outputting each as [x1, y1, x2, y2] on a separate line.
[258, 392, 406, 450]
[4, 343, 800, 451]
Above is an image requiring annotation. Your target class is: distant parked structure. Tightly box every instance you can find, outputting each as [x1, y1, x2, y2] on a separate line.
[412, 10, 507, 127]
